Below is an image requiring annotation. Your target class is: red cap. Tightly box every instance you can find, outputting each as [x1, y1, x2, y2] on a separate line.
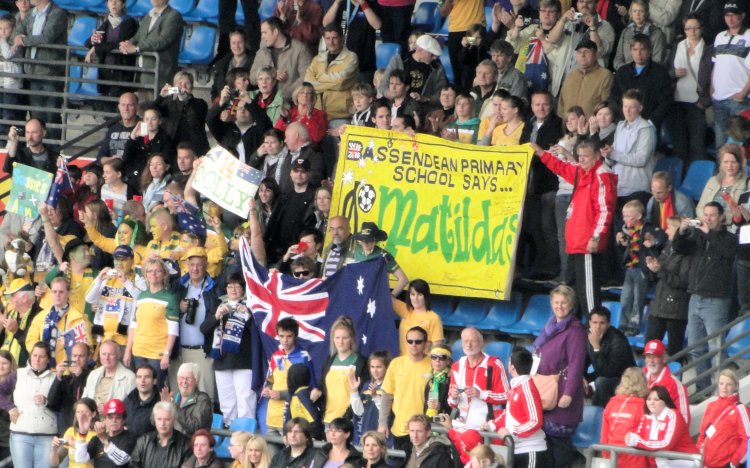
[103, 398, 126, 416]
[643, 340, 666, 357]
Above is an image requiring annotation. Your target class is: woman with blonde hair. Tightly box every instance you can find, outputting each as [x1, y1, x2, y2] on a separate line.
[697, 144, 748, 227]
[274, 82, 328, 144]
[468, 444, 498, 467]
[600, 367, 649, 467]
[355, 431, 388, 468]
[310, 316, 369, 427]
[241, 434, 271, 468]
[227, 430, 252, 467]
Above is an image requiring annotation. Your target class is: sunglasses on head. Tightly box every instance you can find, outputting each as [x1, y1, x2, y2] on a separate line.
[406, 339, 425, 345]
[430, 355, 449, 360]
[293, 270, 310, 278]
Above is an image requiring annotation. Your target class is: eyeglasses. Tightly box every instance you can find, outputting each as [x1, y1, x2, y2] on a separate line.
[293, 270, 310, 278]
[431, 355, 449, 360]
[406, 339, 425, 345]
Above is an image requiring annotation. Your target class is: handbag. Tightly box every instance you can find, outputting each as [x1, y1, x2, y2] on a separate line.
[532, 373, 560, 411]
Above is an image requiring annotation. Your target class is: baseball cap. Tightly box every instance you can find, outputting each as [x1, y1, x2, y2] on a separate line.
[185, 247, 207, 259]
[725, 1, 742, 13]
[291, 158, 311, 171]
[103, 399, 126, 416]
[113, 245, 134, 259]
[4, 278, 33, 295]
[416, 35, 441, 57]
[642, 339, 666, 357]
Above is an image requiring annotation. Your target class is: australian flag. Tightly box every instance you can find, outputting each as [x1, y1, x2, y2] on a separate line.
[171, 194, 207, 241]
[63, 322, 88, 360]
[46, 158, 73, 208]
[239, 237, 399, 380]
[524, 37, 550, 94]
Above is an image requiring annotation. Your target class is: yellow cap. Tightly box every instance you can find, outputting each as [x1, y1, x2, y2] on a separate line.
[4, 278, 33, 295]
[185, 247, 207, 259]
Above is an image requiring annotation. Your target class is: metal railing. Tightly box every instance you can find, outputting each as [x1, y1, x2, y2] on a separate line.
[587, 444, 702, 467]
[667, 311, 750, 403]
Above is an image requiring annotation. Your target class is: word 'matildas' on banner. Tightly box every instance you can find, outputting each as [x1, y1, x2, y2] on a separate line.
[192, 146, 264, 217]
[330, 127, 534, 300]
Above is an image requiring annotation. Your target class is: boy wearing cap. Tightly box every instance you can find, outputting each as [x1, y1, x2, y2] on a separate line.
[353, 222, 409, 297]
[379, 35, 447, 110]
[642, 339, 690, 424]
[88, 398, 138, 467]
[0, 278, 42, 366]
[85, 245, 144, 348]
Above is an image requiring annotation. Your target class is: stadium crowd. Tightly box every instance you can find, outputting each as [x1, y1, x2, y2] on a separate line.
[0, 0, 749, 465]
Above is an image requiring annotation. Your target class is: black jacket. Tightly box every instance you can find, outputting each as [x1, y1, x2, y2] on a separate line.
[200, 300, 262, 371]
[124, 388, 159, 435]
[3, 144, 59, 175]
[47, 368, 91, 433]
[272, 145, 325, 195]
[121, 130, 176, 188]
[736, 191, 750, 261]
[87, 429, 138, 468]
[609, 60, 673, 130]
[673, 226, 737, 298]
[402, 436, 462, 468]
[585, 327, 635, 381]
[270, 445, 327, 468]
[130, 430, 191, 468]
[649, 241, 691, 320]
[155, 94, 210, 156]
[320, 443, 363, 465]
[520, 114, 563, 195]
[206, 102, 272, 162]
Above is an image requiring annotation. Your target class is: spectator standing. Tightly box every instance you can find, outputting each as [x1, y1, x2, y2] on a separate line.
[4, 118, 58, 176]
[442, 93, 480, 144]
[154, 72, 210, 157]
[520, 90, 563, 280]
[210, 29, 252, 101]
[122, 107, 176, 190]
[441, 0, 484, 92]
[304, 24, 359, 121]
[320, 216, 354, 279]
[557, 39, 612, 119]
[280, 123, 325, 191]
[249, 67, 284, 125]
[480, 95, 525, 146]
[645, 172, 696, 231]
[352, 223, 409, 296]
[98, 92, 140, 164]
[275, 0, 323, 55]
[250, 17, 313, 102]
[380, 35, 447, 110]
[424, 344, 452, 418]
[697, 144, 748, 226]
[673, 203, 738, 392]
[118, 0, 185, 89]
[599, 367, 648, 468]
[612, 0, 667, 70]
[470, 61, 496, 118]
[49, 397, 98, 467]
[585, 306, 635, 406]
[275, 84, 329, 147]
[124, 364, 159, 435]
[536, 140, 617, 315]
[710, 1, 750, 150]
[642, 339, 690, 424]
[216, 0, 260, 67]
[391, 279, 444, 354]
[0, 350, 16, 463]
[608, 35, 673, 132]
[0, 15, 23, 137]
[377, 0, 415, 52]
[11, 0, 67, 141]
[0, 279, 43, 367]
[674, 0, 723, 45]
[46, 342, 91, 433]
[321, 0, 382, 82]
[669, 14, 713, 164]
[207, 97, 273, 165]
[82, 340, 136, 413]
[531, 285, 587, 467]
[644, 216, 692, 356]
[488, 40, 527, 102]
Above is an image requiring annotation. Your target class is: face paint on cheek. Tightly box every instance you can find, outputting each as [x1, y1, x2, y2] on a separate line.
[150, 223, 164, 239]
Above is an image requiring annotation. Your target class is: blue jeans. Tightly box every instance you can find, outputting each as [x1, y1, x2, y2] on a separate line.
[688, 294, 730, 391]
[713, 98, 750, 150]
[619, 268, 649, 334]
[10, 432, 54, 468]
[133, 356, 168, 390]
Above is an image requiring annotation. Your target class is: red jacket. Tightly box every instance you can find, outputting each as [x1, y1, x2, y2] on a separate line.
[540, 152, 617, 254]
[696, 394, 750, 467]
[487, 375, 546, 454]
[274, 107, 328, 144]
[633, 408, 698, 458]
[448, 354, 510, 424]
[600, 394, 647, 468]
[645, 366, 690, 426]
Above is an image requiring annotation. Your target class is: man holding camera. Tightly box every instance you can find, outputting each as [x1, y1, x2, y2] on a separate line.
[4, 118, 59, 176]
[673, 201, 737, 392]
[170, 247, 220, 399]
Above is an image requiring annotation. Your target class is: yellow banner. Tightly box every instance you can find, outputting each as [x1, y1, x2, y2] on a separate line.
[329, 126, 534, 300]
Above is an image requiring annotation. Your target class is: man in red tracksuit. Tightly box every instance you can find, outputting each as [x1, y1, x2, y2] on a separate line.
[642, 339, 690, 425]
[534, 139, 618, 316]
[487, 347, 548, 468]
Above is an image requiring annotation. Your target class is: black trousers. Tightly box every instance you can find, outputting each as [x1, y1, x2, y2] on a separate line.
[645, 316, 687, 357]
[514, 450, 549, 468]
[380, 4, 415, 51]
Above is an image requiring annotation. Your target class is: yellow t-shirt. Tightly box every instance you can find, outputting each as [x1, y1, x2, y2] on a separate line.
[132, 289, 179, 360]
[290, 387, 315, 423]
[393, 300, 444, 355]
[449, 0, 485, 32]
[63, 427, 96, 468]
[323, 354, 357, 423]
[491, 122, 525, 147]
[266, 356, 292, 430]
[381, 355, 432, 437]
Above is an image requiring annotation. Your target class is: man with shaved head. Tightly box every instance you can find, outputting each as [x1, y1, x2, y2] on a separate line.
[282, 122, 324, 193]
[447, 327, 510, 429]
[98, 92, 140, 163]
[320, 216, 354, 279]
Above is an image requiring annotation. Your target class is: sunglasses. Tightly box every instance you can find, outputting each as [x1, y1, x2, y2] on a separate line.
[292, 270, 310, 278]
[430, 355, 449, 360]
[406, 339, 425, 345]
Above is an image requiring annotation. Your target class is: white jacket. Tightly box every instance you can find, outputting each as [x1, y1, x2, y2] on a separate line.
[82, 363, 136, 403]
[10, 367, 57, 435]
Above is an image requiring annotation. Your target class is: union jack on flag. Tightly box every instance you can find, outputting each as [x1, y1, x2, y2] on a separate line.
[524, 37, 550, 94]
[63, 321, 88, 358]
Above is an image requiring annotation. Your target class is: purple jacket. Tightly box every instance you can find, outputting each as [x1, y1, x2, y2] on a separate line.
[0, 372, 16, 411]
[537, 319, 586, 429]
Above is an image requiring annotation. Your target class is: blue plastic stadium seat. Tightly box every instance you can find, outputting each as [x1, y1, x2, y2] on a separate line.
[572, 405, 603, 448]
[259, 0, 276, 21]
[55, 0, 98, 12]
[451, 339, 464, 360]
[475, 291, 523, 331]
[726, 318, 750, 359]
[184, 0, 219, 24]
[659, 124, 674, 151]
[485, 6, 493, 31]
[484, 341, 512, 368]
[667, 361, 681, 376]
[169, 0, 197, 16]
[442, 298, 489, 327]
[500, 294, 551, 336]
[601, 300, 621, 329]
[179, 26, 217, 65]
[436, 14, 449, 34]
[376, 42, 400, 71]
[627, 305, 651, 349]
[129, 0, 153, 17]
[412, 2, 439, 32]
[679, 160, 716, 202]
[235, 1, 245, 25]
[654, 157, 684, 190]
[68, 66, 100, 100]
[215, 417, 257, 458]
[431, 295, 455, 320]
[68, 65, 82, 95]
[211, 413, 224, 448]
[68, 15, 98, 54]
[440, 47, 454, 84]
